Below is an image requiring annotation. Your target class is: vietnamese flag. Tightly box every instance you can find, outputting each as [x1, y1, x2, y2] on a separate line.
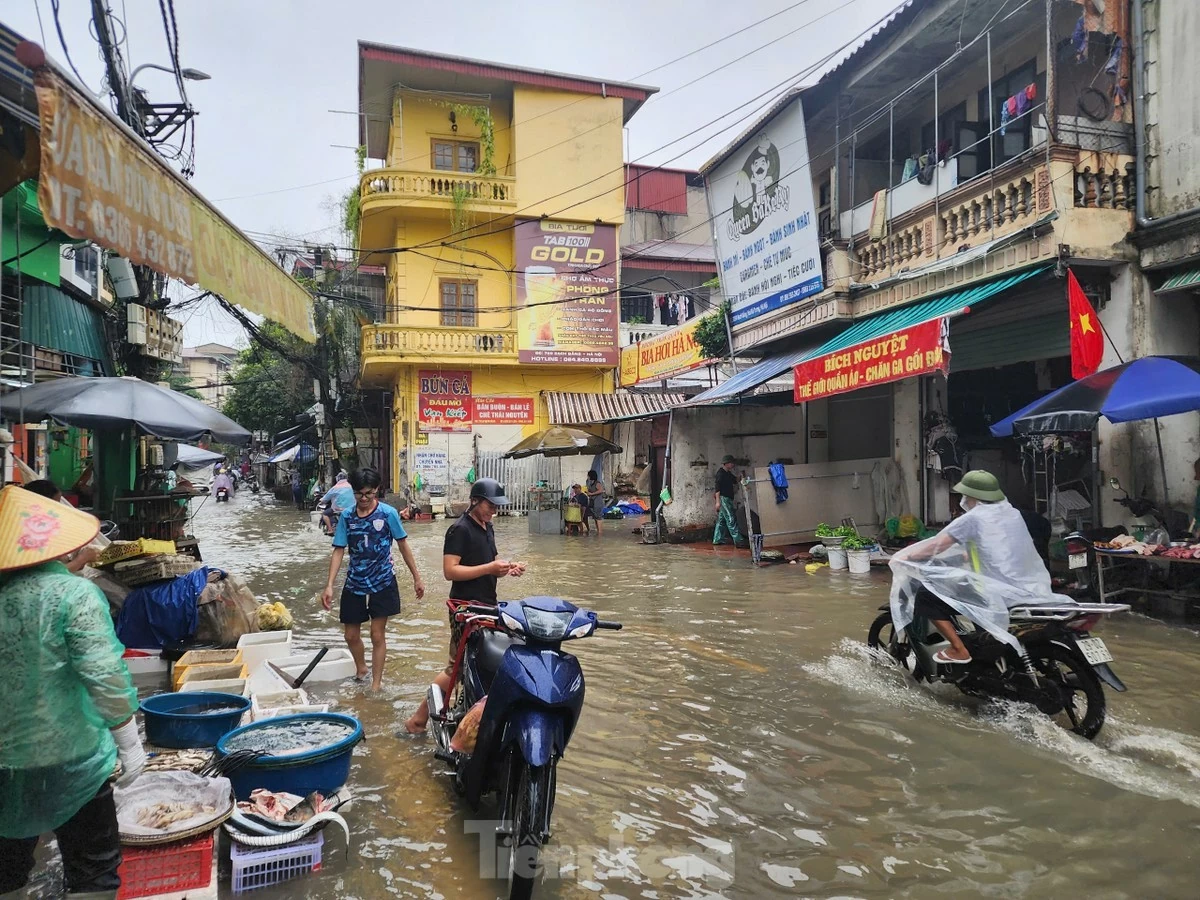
[1068, 269, 1103, 379]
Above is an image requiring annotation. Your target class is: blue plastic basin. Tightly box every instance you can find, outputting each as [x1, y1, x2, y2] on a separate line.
[215, 713, 363, 800]
[140, 691, 251, 749]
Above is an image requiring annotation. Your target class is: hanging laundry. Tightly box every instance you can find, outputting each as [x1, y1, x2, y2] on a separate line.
[901, 156, 918, 182]
[1112, 82, 1128, 118]
[916, 150, 935, 186]
[937, 139, 952, 162]
[1071, 16, 1089, 62]
[1105, 36, 1123, 76]
[676, 295, 689, 324]
[768, 462, 789, 504]
[654, 293, 667, 324]
[665, 295, 678, 326]
[686, 296, 695, 319]
[999, 102, 1012, 137]
[1025, 83, 1037, 102]
[1014, 90, 1031, 118]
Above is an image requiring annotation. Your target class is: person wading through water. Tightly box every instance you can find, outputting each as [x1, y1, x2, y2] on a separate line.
[403, 478, 526, 734]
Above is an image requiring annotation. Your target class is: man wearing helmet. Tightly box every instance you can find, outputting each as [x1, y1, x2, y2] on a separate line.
[403, 477, 526, 734]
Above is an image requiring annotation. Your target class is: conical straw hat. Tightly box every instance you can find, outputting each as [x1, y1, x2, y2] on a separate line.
[0, 485, 99, 571]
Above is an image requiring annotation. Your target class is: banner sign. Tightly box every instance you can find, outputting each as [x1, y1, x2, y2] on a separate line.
[793, 318, 949, 403]
[475, 397, 535, 425]
[412, 448, 448, 491]
[32, 69, 315, 342]
[707, 95, 823, 326]
[619, 344, 640, 387]
[515, 220, 619, 365]
[636, 318, 708, 383]
[418, 370, 473, 432]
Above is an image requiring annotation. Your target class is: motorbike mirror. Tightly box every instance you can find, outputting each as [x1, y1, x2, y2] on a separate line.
[1109, 477, 1123, 492]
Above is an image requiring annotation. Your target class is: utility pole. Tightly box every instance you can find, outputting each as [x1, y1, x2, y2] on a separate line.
[90, 0, 139, 134]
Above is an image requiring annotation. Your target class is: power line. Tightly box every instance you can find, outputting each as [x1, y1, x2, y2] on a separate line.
[50, 0, 89, 87]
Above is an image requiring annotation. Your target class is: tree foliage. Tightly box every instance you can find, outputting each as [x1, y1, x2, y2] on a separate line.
[222, 322, 314, 438]
[693, 300, 732, 360]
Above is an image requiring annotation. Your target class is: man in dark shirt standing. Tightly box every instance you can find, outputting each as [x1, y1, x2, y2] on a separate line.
[403, 478, 525, 734]
[713, 454, 745, 546]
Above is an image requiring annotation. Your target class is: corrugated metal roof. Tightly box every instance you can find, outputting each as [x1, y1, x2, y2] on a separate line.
[545, 391, 685, 425]
[1157, 267, 1200, 295]
[0, 21, 38, 128]
[21, 283, 113, 373]
[624, 166, 688, 215]
[622, 241, 716, 270]
[688, 265, 1051, 405]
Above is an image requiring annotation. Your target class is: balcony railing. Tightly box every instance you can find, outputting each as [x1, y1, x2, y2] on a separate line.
[620, 321, 672, 347]
[362, 324, 518, 359]
[360, 170, 517, 209]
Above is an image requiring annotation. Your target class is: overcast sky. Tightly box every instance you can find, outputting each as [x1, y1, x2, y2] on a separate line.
[7, 0, 901, 346]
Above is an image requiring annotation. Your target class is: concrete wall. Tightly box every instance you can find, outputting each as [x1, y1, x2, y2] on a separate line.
[1142, 0, 1200, 217]
[623, 184, 712, 245]
[390, 90, 515, 175]
[664, 405, 805, 533]
[1096, 266, 1200, 524]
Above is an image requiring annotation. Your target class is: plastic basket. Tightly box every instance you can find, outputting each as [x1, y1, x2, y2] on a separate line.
[97, 538, 177, 567]
[116, 832, 214, 899]
[231, 832, 323, 893]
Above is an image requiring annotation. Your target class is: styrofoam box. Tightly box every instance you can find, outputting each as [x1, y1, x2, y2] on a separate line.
[271, 649, 357, 684]
[177, 678, 249, 697]
[122, 653, 170, 676]
[250, 689, 309, 721]
[236, 630, 294, 673]
[255, 703, 332, 721]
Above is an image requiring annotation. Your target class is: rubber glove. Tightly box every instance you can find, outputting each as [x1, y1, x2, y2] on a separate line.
[111, 719, 147, 786]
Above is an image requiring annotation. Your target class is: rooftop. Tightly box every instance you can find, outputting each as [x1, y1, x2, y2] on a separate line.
[358, 42, 657, 158]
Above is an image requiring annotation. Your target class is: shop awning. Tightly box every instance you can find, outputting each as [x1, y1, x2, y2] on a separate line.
[22, 282, 114, 374]
[545, 391, 685, 425]
[1156, 267, 1200, 295]
[687, 265, 1051, 406]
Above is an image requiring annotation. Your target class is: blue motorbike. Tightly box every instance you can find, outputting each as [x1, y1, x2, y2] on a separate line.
[428, 596, 622, 899]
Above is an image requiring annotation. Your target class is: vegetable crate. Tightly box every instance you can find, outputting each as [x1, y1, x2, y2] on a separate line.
[230, 832, 323, 893]
[116, 832, 214, 899]
[96, 539, 177, 567]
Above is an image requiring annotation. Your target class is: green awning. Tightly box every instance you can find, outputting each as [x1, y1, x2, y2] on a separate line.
[2, 183, 62, 286]
[21, 282, 114, 374]
[803, 265, 1052, 360]
[1156, 267, 1200, 295]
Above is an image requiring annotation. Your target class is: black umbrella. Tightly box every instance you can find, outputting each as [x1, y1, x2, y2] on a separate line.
[502, 426, 622, 459]
[0, 376, 251, 444]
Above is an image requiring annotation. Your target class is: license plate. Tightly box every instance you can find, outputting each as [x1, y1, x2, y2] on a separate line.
[1068, 552, 1088, 569]
[1076, 637, 1113, 665]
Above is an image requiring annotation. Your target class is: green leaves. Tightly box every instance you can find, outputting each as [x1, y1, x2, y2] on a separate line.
[693, 300, 731, 361]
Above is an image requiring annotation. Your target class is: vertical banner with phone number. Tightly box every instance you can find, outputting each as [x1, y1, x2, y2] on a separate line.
[515, 219, 619, 365]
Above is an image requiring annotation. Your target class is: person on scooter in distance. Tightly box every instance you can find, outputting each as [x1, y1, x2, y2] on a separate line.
[403, 477, 525, 734]
[890, 470, 1055, 664]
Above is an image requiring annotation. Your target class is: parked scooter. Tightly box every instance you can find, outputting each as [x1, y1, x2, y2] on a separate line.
[427, 597, 622, 899]
[245, 473, 261, 494]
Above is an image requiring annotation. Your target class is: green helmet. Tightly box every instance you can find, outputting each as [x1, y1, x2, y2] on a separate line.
[953, 470, 1006, 502]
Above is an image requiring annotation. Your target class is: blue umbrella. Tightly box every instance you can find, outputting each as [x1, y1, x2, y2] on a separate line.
[990, 356, 1200, 437]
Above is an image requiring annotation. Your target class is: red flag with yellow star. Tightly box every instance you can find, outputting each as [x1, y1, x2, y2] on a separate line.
[1068, 269, 1103, 379]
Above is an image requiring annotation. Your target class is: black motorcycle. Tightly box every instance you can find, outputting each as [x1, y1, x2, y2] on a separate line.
[867, 599, 1129, 739]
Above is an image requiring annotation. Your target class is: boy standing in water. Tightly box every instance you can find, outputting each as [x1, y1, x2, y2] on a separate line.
[321, 468, 425, 691]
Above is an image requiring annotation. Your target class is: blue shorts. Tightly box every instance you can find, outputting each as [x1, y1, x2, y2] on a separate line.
[339, 579, 401, 624]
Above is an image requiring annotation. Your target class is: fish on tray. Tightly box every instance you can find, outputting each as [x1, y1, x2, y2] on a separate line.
[237, 789, 335, 825]
[135, 801, 216, 830]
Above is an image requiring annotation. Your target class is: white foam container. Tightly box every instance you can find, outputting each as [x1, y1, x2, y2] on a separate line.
[121, 652, 169, 676]
[250, 688, 309, 721]
[270, 648, 357, 684]
[254, 702, 332, 721]
[236, 630, 293, 673]
[177, 677, 249, 697]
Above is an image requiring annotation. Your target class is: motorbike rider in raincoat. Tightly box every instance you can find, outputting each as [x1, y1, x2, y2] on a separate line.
[889, 470, 1062, 664]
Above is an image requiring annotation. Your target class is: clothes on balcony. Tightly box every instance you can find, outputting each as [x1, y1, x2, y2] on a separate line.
[1105, 36, 1123, 76]
[901, 156, 918, 182]
[999, 102, 1012, 137]
[1071, 16, 1088, 62]
[916, 151, 935, 186]
[869, 189, 888, 241]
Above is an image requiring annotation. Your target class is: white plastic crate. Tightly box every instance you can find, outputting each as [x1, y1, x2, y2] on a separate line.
[236, 630, 293, 674]
[230, 832, 323, 894]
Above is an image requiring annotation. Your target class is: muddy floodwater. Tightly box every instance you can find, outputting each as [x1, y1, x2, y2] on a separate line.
[28, 491, 1200, 898]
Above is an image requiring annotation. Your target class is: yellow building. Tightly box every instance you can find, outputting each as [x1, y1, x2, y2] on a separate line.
[354, 43, 655, 500]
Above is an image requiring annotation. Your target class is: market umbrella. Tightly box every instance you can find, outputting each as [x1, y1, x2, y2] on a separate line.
[0, 376, 251, 444]
[989, 357, 1200, 437]
[502, 426, 622, 459]
[174, 444, 225, 467]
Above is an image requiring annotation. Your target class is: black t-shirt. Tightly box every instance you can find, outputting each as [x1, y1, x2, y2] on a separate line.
[443, 512, 499, 602]
[715, 467, 738, 499]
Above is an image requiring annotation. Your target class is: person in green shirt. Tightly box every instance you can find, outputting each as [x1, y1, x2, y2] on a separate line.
[0, 486, 145, 898]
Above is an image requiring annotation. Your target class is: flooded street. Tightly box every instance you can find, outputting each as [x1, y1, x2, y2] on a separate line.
[192, 492, 1200, 899]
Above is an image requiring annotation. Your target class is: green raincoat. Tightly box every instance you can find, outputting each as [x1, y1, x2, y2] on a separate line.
[0, 562, 137, 838]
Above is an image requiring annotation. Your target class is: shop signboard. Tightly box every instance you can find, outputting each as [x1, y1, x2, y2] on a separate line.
[636, 318, 708, 383]
[412, 448, 449, 492]
[475, 397, 535, 425]
[793, 318, 949, 403]
[31, 68, 315, 341]
[418, 370, 473, 432]
[706, 95, 823, 326]
[515, 219, 619, 365]
[618, 344, 640, 387]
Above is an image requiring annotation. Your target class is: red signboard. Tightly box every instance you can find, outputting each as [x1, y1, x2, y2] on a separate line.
[418, 370, 473, 432]
[475, 397, 535, 425]
[793, 318, 949, 403]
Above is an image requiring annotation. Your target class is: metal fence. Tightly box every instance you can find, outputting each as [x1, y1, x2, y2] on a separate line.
[476, 450, 557, 515]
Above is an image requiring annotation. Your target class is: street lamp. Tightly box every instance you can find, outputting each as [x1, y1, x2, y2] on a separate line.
[129, 62, 212, 84]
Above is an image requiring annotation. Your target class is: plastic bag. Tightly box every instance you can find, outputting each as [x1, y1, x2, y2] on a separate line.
[897, 514, 922, 538]
[257, 601, 294, 631]
[114, 771, 233, 839]
[450, 696, 487, 755]
[196, 573, 260, 646]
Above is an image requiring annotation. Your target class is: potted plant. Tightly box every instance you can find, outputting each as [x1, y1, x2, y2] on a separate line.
[843, 534, 874, 574]
[815, 522, 842, 546]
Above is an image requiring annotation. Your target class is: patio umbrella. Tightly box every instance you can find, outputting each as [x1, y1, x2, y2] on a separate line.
[989, 357, 1200, 437]
[173, 443, 225, 468]
[0, 376, 250, 444]
[503, 426, 622, 459]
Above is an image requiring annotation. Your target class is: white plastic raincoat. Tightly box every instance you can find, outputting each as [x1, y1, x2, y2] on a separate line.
[889, 499, 1062, 650]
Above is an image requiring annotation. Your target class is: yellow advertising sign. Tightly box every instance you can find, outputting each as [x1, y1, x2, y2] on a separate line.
[636, 318, 707, 383]
[33, 69, 315, 342]
[619, 344, 640, 387]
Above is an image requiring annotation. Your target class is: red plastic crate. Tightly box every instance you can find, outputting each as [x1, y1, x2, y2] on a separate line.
[116, 833, 214, 900]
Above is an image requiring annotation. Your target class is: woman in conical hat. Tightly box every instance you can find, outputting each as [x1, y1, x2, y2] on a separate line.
[0, 486, 147, 896]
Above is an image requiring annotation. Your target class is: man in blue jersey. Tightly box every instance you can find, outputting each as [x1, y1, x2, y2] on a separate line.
[321, 468, 425, 691]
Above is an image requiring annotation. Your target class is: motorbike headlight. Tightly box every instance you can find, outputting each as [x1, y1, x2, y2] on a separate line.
[523, 607, 573, 641]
